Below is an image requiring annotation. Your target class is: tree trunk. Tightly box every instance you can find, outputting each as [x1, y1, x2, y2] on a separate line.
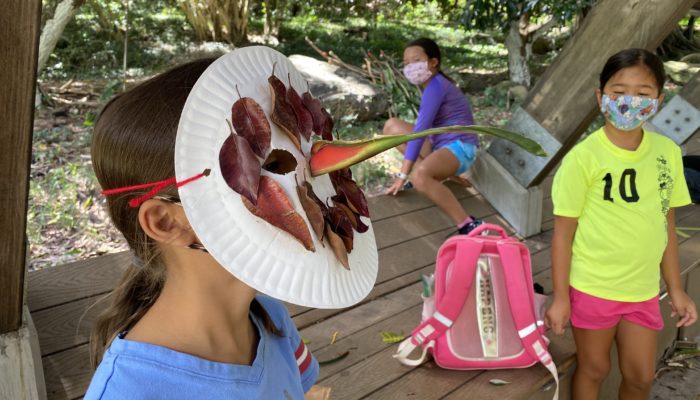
[37, 0, 85, 74]
[228, 0, 249, 45]
[180, 0, 249, 45]
[505, 19, 531, 87]
[264, 0, 285, 39]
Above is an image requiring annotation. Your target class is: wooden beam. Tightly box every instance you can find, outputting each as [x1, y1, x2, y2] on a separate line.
[0, 0, 42, 334]
[490, 0, 695, 187]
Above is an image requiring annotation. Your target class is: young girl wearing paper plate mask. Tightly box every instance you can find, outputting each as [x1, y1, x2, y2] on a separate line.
[85, 47, 379, 399]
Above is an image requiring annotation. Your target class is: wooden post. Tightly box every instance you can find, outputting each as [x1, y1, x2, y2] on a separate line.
[1, 0, 41, 334]
[648, 71, 700, 145]
[0, 1, 46, 399]
[472, 0, 695, 236]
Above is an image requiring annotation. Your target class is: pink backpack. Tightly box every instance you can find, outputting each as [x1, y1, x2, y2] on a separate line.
[393, 224, 559, 399]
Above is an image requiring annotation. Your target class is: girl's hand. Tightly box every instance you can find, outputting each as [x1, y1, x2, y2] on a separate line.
[385, 178, 406, 196]
[545, 296, 570, 335]
[668, 289, 698, 327]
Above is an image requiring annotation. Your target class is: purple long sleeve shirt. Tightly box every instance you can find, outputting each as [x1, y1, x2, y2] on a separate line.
[404, 73, 477, 162]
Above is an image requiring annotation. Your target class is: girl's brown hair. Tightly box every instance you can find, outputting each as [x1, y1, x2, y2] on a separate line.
[90, 58, 281, 368]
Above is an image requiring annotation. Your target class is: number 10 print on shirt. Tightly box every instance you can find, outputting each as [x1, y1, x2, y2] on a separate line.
[602, 169, 640, 203]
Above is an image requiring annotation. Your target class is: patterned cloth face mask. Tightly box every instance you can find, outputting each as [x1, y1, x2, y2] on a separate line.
[601, 94, 659, 131]
[403, 61, 434, 85]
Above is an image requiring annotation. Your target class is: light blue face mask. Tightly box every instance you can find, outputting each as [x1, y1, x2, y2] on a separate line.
[601, 94, 659, 131]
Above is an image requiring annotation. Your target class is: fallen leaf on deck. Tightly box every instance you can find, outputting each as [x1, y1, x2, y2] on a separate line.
[318, 350, 350, 365]
[380, 331, 406, 344]
[330, 330, 339, 345]
[489, 379, 511, 386]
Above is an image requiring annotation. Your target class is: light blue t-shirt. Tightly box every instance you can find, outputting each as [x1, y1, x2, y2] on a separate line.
[84, 295, 319, 400]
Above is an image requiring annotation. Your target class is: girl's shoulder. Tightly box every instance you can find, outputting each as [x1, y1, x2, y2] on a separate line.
[644, 129, 680, 149]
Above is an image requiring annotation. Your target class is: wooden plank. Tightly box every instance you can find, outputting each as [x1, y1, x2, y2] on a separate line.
[365, 364, 480, 400]
[0, 0, 41, 334]
[373, 195, 496, 249]
[367, 183, 474, 222]
[301, 283, 423, 353]
[32, 295, 110, 357]
[27, 252, 130, 312]
[293, 264, 436, 330]
[42, 344, 91, 400]
[513, 0, 695, 186]
[312, 304, 424, 381]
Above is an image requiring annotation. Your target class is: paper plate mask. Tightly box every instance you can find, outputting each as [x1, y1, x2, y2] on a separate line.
[174, 46, 378, 309]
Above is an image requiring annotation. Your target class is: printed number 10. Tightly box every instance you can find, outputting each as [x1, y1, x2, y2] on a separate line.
[603, 169, 639, 203]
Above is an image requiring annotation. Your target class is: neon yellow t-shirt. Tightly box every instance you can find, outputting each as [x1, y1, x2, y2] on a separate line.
[552, 128, 691, 302]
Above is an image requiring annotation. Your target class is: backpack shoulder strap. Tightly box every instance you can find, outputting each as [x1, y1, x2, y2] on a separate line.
[394, 239, 483, 365]
[497, 242, 559, 400]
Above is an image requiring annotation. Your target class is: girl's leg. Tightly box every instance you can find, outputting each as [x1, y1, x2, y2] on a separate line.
[409, 147, 467, 225]
[572, 326, 617, 400]
[382, 118, 431, 159]
[616, 319, 657, 400]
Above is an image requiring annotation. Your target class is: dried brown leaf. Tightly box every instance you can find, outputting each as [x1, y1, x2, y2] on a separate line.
[325, 224, 349, 270]
[297, 178, 326, 242]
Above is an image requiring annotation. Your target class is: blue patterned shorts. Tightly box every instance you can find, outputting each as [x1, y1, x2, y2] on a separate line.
[442, 140, 477, 175]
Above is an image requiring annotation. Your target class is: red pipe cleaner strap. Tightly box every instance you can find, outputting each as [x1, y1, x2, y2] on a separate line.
[101, 169, 211, 208]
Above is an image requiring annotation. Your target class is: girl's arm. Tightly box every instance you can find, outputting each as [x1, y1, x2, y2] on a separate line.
[545, 215, 578, 335]
[661, 208, 698, 327]
[402, 78, 445, 167]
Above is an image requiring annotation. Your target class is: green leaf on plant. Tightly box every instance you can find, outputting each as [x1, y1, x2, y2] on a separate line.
[380, 331, 406, 344]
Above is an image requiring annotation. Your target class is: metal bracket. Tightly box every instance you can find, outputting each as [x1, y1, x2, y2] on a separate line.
[647, 95, 700, 145]
[487, 107, 562, 188]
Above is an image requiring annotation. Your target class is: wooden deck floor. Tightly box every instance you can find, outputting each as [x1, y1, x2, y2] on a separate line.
[27, 136, 700, 400]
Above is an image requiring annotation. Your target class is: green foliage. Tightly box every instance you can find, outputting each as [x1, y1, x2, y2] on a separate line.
[434, 0, 594, 32]
[42, 0, 194, 79]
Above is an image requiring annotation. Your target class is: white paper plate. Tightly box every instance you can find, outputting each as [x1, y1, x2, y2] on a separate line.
[174, 46, 378, 308]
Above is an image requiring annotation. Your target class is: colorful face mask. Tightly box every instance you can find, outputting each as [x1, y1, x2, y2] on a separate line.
[403, 61, 433, 85]
[601, 94, 659, 131]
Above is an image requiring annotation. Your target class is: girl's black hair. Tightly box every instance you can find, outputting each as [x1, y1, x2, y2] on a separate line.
[599, 48, 666, 92]
[406, 37, 454, 83]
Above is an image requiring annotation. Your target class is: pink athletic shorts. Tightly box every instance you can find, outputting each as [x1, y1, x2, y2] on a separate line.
[569, 287, 664, 331]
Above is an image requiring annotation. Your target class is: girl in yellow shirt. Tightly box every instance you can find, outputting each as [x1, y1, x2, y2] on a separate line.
[546, 48, 697, 400]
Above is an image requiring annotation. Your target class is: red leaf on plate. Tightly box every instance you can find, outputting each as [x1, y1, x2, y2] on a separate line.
[286, 74, 314, 142]
[269, 64, 302, 150]
[330, 169, 370, 218]
[219, 133, 261, 204]
[301, 86, 334, 141]
[320, 108, 334, 141]
[332, 194, 369, 233]
[231, 87, 271, 158]
[242, 175, 315, 251]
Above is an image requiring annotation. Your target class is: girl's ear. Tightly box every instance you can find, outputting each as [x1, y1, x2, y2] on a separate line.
[429, 57, 439, 72]
[596, 88, 603, 110]
[138, 200, 197, 247]
[658, 92, 665, 104]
